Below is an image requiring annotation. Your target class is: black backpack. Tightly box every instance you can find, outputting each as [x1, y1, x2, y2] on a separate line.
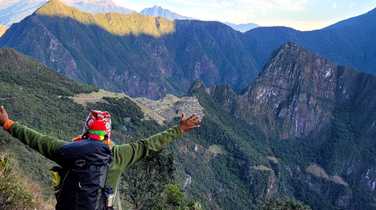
[52, 139, 114, 210]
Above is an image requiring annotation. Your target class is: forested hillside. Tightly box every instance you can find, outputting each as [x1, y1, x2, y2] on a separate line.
[0, 48, 200, 210]
[0, 0, 258, 99]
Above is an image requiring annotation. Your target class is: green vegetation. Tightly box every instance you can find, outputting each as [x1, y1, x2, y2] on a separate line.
[153, 184, 203, 210]
[1, 43, 375, 210]
[0, 48, 198, 209]
[36, 0, 175, 37]
[0, 0, 258, 99]
[262, 198, 312, 210]
[0, 154, 34, 210]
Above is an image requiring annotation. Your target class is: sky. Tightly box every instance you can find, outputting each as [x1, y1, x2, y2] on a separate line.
[113, 0, 376, 31]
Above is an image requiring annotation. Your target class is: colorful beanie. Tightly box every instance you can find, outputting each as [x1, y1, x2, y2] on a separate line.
[73, 110, 112, 145]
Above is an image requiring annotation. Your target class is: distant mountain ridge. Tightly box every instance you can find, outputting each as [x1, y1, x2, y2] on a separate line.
[0, 0, 47, 26]
[0, 0, 133, 27]
[245, 7, 376, 74]
[141, 5, 190, 20]
[0, 0, 259, 99]
[140, 5, 258, 32]
[225, 22, 258, 32]
[63, 0, 134, 14]
[2, 1, 376, 99]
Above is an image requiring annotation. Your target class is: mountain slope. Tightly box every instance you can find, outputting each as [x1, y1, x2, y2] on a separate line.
[0, 25, 6, 36]
[245, 8, 376, 74]
[208, 43, 376, 210]
[0, 48, 313, 210]
[0, 0, 258, 99]
[140, 5, 190, 20]
[0, 48, 198, 209]
[2, 43, 375, 210]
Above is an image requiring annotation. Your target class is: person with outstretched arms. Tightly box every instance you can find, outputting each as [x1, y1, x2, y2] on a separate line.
[0, 105, 201, 210]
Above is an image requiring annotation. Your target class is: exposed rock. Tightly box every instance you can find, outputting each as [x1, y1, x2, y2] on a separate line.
[199, 43, 376, 209]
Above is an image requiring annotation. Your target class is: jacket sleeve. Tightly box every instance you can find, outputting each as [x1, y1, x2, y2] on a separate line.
[112, 126, 183, 170]
[7, 122, 66, 161]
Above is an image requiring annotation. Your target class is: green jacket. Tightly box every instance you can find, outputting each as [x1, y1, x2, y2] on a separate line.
[7, 122, 183, 209]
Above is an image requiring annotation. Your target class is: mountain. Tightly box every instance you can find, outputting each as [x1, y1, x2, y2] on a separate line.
[0, 47, 308, 210]
[225, 22, 258, 33]
[0, 0, 259, 99]
[140, 5, 191, 20]
[245, 8, 376, 74]
[0, 0, 47, 26]
[0, 0, 133, 27]
[63, 0, 134, 14]
[0, 25, 6, 36]
[140, 6, 258, 33]
[2, 42, 376, 210]
[0, 47, 203, 210]
[207, 43, 376, 210]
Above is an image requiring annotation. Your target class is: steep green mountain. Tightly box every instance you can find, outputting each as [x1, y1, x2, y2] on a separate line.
[0, 48, 201, 210]
[0, 0, 258, 99]
[2, 1, 376, 100]
[0, 47, 317, 210]
[207, 43, 376, 210]
[245, 8, 376, 74]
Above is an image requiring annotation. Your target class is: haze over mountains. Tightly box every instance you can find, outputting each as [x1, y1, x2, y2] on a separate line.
[0, 0, 47, 26]
[0, 0, 134, 27]
[140, 5, 258, 32]
[224, 22, 258, 33]
[140, 5, 191, 20]
[0, 0, 258, 32]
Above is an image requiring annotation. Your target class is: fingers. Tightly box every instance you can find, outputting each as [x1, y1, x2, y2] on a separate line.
[0, 105, 4, 113]
[187, 115, 201, 127]
[186, 114, 199, 121]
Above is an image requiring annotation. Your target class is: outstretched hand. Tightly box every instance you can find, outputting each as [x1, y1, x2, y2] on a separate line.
[0, 105, 9, 126]
[179, 113, 201, 134]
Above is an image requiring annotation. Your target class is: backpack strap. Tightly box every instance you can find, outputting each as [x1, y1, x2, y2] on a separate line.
[95, 163, 111, 210]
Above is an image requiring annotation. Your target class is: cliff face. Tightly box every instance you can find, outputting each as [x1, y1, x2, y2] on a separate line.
[238, 43, 338, 139]
[206, 43, 376, 210]
[211, 43, 376, 140]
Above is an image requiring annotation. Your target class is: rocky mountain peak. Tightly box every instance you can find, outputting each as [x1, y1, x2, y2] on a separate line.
[242, 43, 339, 139]
[36, 0, 71, 15]
[188, 80, 209, 95]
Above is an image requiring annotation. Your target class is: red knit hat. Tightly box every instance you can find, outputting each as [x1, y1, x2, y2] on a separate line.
[73, 110, 112, 145]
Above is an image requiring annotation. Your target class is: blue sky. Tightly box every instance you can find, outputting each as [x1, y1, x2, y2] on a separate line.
[114, 0, 376, 30]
